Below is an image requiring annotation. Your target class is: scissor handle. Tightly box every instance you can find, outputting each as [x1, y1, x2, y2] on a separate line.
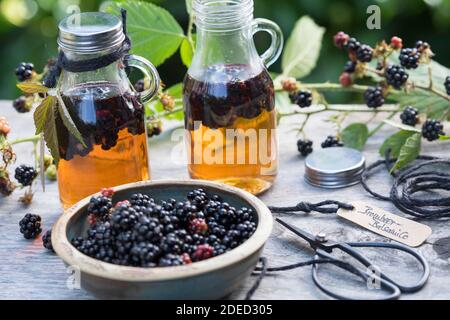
[311, 251, 401, 300]
[344, 241, 430, 293]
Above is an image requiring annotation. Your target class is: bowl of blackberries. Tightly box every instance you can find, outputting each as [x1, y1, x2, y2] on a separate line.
[52, 179, 273, 299]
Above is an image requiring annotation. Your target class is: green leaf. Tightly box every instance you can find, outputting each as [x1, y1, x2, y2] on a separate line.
[180, 38, 194, 67]
[55, 93, 86, 147]
[281, 16, 325, 79]
[439, 135, 450, 141]
[17, 82, 48, 94]
[379, 130, 416, 158]
[341, 123, 369, 151]
[43, 102, 60, 165]
[391, 133, 421, 172]
[34, 96, 55, 134]
[105, 0, 186, 67]
[389, 89, 449, 119]
[383, 119, 421, 133]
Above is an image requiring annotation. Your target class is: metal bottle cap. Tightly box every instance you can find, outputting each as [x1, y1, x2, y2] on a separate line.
[304, 147, 365, 189]
[58, 12, 125, 54]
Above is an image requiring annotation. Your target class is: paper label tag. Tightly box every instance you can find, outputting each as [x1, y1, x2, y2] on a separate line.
[337, 201, 432, 247]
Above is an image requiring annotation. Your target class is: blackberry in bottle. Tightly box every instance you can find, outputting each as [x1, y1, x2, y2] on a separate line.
[183, 0, 282, 196]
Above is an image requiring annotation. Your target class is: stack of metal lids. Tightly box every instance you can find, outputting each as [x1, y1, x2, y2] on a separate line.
[304, 147, 366, 189]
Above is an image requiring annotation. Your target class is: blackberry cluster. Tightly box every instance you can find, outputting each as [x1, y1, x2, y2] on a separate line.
[356, 44, 373, 63]
[364, 86, 384, 109]
[14, 165, 37, 186]
[415, 40, 430, 52]
[42, 230, 54, 252]
[289, 90, 313, 108]
[399, 48, 421, 69]
[385, 65, 409, 89]
[400, 106, 419, 126]
[71, 189, 257, 267]
[134, 79, 146, 93]
[19, 213, 42, 239]
[15, 62, 34, 82]
[445, 76, 450, 95]
[13, 96, 30, 113]
[87, 195, 113, 222]
[321, 136, 344, 148]
[297, 139, 313, 157]
[422, 119, 445, 142]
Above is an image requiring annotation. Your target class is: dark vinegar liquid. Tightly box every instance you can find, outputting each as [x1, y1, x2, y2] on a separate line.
[183, 64, 278, 195]
[57, 83, 150, 209]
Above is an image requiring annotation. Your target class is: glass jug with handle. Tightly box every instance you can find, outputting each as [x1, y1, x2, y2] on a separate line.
[183, 0, 283, 195]
[56, 12, 159, 209]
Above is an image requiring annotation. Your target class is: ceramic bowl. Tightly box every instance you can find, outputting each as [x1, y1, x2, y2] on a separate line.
[52, 179, 273, 299]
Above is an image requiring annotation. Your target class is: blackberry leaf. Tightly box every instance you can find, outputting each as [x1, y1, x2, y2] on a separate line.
[379, 130, 416, 158]
[341, 123, 369, 151]
[56, 92, 87, 148]
[391, 133, 421, 172]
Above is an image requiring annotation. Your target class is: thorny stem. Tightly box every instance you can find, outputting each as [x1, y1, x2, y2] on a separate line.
[10, 135, 40, 146]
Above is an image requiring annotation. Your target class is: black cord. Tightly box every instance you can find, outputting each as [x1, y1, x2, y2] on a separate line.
[268, 200, 354, 215]
[361, 154, 450, 219]
[44, 8, 131, 88]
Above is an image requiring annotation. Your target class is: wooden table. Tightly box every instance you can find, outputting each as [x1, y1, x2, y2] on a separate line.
[1, 100, 449, 300]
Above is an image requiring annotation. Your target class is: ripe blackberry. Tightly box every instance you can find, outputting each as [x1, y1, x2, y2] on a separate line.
[297, 139, 313, 157]
[235, 221, 257, 240]
[14, 165, 37, 186]
[344, 61, 357, 73]
[87, 195, 112, 221]
[159, 254, 184, 267]
[133, 216, 163, 243]
[13, 96, 30, 113]
[134, 79, 145, 93]
[422, 119, 445, 141]
[344, 37, 361, 52]
[110, 204, 142, 232]
[42, 229, 54, 252]
[364, 86, 384, 109]
[187, 188, 209, 208]
[289, 90, 313, 108]
[356, 44, 373, 62]
[15, 62, 34, 82]
[445, 76, 450, 95]
[19, 213, 42, 239]
[193, 244, 214, 261]
[385, 65, 409, 89]
[400, 106, 419, 126]
[160, 233, 183, 254]
[130, 242, 161, 267]
[415, 40, 430, 52]
[399, 48, 420, 69]
[130, 193, 154, 207]
[321, 136, 344, 148]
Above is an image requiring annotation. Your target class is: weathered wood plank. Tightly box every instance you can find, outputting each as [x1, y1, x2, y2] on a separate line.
[1, 100, 449, 300]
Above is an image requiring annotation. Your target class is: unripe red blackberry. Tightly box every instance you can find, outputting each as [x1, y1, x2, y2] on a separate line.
[339, 72, 353, 87]
[281, 77, 298, 92]
[193, 244, 214, 261]
[333, 31, 350, 49]
[390, 36, 403, 50]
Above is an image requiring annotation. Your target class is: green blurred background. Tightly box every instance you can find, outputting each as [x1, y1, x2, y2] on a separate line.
[0, 0, 449, 100]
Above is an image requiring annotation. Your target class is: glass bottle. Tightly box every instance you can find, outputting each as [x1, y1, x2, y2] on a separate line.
[183, 0, 283, 195]
[56, 12, 159, 208]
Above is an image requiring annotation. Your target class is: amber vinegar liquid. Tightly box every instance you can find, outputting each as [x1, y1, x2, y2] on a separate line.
[57, 83, 150, 209]
[183, 64, 278, 195]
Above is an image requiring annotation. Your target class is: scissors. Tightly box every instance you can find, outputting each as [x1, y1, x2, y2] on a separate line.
[275, 218, 430, 300]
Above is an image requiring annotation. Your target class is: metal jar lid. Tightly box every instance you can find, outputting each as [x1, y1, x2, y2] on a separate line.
[58, 12, 125, 54]
[304, 147, 365, 189]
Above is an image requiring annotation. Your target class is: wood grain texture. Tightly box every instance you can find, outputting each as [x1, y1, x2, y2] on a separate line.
[0, 100, 449, 300]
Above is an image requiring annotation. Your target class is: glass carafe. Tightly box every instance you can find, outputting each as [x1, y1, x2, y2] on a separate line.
[183, 0, 283, 195]
[56, 12, 159, 208]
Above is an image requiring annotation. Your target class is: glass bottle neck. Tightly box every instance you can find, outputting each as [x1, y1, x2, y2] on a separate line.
[189, 25, 263, 76]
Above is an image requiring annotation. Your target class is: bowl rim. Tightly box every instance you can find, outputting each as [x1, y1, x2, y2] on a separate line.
[52, 179, 273, 282]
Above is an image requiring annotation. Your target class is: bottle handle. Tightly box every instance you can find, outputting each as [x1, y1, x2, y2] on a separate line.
[124, 54, 160, 103]
[252, 18, 284, 68]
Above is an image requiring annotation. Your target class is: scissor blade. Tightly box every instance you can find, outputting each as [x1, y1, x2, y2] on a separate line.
[275, 218, 318, 247]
